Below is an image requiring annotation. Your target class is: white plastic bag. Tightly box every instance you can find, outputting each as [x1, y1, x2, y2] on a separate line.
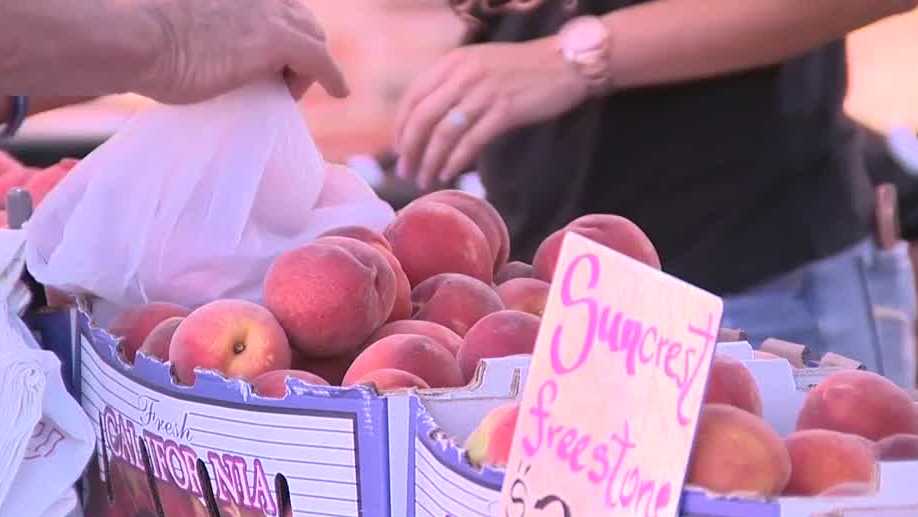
[0, 231, 94, 517]
[24, 79, 394, 319]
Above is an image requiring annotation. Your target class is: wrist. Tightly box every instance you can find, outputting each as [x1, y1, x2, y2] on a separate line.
[556, 15, 616, 99]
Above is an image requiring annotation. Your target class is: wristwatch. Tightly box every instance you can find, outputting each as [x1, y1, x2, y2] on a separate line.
[557, 16, 614, 97]
[1, 96, 29, 140]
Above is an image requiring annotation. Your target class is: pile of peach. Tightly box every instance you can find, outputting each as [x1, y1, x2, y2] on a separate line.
[466, 363, 918, 498]
[0, 151, 78, 225]
[105, 190, 662, 398]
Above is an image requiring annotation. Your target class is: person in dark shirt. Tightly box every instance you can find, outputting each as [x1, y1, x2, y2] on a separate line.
[394, 0, 918, 386]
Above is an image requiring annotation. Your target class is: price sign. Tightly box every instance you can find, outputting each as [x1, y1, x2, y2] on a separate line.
[499, 233, 723, 517]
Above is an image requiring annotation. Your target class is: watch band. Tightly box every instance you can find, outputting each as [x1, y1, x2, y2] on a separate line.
[1, 96, 29, 140]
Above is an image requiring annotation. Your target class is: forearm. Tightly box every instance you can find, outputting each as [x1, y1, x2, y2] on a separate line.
[600, 0, 918, 91]
[0, 1, 163, 96]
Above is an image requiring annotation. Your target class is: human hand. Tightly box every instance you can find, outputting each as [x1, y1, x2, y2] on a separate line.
[139, 0, 349, 104]
[394, 38, 588, 190]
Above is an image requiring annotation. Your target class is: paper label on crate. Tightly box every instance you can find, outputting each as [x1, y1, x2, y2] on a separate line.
[80, 336, 363, 516]
[499, 233, 723, 517]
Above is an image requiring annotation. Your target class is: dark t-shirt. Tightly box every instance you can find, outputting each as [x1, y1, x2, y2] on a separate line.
[469, 0, 874, 295]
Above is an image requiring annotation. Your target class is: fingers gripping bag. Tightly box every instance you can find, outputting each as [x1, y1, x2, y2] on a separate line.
[23, 79, 394, 322]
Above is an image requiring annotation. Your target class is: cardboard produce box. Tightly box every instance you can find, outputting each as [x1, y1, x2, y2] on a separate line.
[406, 340, 918, 517]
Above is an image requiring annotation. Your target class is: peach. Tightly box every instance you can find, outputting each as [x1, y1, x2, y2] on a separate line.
[291, 348, 357, 386]
[368, 320, 463, 357]
[796, 370, 918, 441]
[0, 168, 29, 209]
[24, 158, 76, 206]
[703, 355, 763, 416]
[109, 302, 192, 363]
[342, 334, 464, 388]
[783, 430, 878, 496]
[874, 434, 918, 461]
[458, 310, 541, 382]
[496, 278, 550, 317]
[136, 316, 184, 362]
[412, 273, 504, 336]
[465, 402, 520, 468]
[753, 350, 782, 360]
[264, 237, 396, 358]
[349, 368, 431, 392]
[252, 369, 329, 398]
[318, 225, 392, 254]
[687, 404, 791, 496]
[411, 190, 510, 272]
[385, 201, 493, 286]
[495, 261, 534, 285]
[379, 248, 412, 322]
[169, 299, 292, 385]
[532, 214, 661, 282]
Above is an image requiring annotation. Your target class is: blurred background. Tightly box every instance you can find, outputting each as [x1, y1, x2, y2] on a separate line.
[4, 2, 917, 185]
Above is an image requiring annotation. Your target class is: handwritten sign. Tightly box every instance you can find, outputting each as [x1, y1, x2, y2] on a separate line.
[499, 233, 723, 517]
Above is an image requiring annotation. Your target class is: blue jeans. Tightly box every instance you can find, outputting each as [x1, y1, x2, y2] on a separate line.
[722, 238, 917, 389]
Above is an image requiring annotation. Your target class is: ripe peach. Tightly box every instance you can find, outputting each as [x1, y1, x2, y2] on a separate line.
[412, 273, 504, 337]
[465, 403, 520, 468]
[703, 355, 763, 416]
[349, 368, 431, 392]
[378, 248, 412, 322]
[264, 237, 396, 358]
[252, 369, 329, 398]
[0, 168, 29, 208]
[169, 299, 292, 385]
[796, 370, 918, 441]
[291, 348, 357, 386]
[496, 278, 550, 317]
[109, 302, 192, 363]
[136, 316, 184, 362]
[687, 404, 791, 496]
[495, 261, 534, 285]
[24, 158, 77, 206]
[342, 334, 464, 388]
[532, 214, 661, 282]
[410, 190, 510, 273]
[717, 328, 747, 342]
[458, 310, 541, 382]
[318, 225, 392, 255]
[783, 430, 878, 496]
[368, 320, 463, 357]
[385, 201, 493, 286]
[874, 434, 918, 461]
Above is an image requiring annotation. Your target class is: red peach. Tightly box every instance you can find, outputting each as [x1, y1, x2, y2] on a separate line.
[385, 201, 493, 286]
[496, 278, 550, 317]
[349, 368, 431, 392]
[318, 225, 392, 254]
[412, 273, 504, 337]
[291, 348, 358, 386]
[873, 434, 918, 461]
[458, 310, 540, 382]
[136, 316, 184, 363]
[252, 369, 329, 398]
[410, 190, 510, 273]
[784, 430, 878, 496]
[169, 299, 292, 385]
[264, 237, 396, 358]
[687, 404, 791, 496]
[109, 302, 192, 363]
[343, 334, 464, 388]
[532, 214, 661, 282]
[368, 320, 463, 357]
[465, 403, 520, 468]
[703, 355, 763, 416]
[796, 370, 918, 441]
[378, 248, 412, 322]
[495, 261, 534, 285]
[24, 159, 76, 206]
